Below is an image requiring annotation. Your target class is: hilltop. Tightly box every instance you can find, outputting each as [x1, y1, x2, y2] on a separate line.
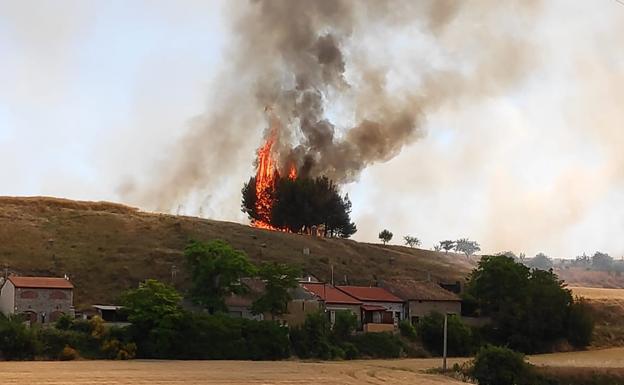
[0, 197, 475, 308]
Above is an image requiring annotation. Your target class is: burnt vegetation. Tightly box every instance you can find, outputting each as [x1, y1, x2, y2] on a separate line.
[242, 175, 356, 238]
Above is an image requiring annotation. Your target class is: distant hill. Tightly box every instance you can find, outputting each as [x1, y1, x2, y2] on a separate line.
[0, 197, 475, 309]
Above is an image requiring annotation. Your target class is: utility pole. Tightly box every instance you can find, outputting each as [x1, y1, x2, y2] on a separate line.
[443, 313, 449, 372]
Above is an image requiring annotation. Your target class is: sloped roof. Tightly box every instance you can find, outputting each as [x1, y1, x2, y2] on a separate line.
[8, 276, 73, 289]
[301, 282, 362, 305]
[382, 279, 460, 301]
[225, 278, 320, 309]
[336, 285, 403, 303]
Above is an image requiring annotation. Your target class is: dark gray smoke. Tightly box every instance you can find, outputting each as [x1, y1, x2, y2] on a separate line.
[126, 0, 542, 212]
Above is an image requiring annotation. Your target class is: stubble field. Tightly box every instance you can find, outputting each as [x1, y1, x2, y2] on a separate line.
[1, 348, 622, 385]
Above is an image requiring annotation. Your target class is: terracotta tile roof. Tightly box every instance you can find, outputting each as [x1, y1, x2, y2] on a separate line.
[8, 276, 73, 289]
[336, 286, 403, 303]
[301, 283, 362, 305]
[381, 279, 461, 301]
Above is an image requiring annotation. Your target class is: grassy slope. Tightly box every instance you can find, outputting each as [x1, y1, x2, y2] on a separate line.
[0, 197, 474, 308]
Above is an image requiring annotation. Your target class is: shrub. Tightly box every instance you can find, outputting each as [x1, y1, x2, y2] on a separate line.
[399, 320, 417, 341]
[55, 314, 73, 331]
[290, 312, 334, 359]
[470, 345, 534, 385]
[418, 312, 474, 356]
[0, 315, 38, 360]
[567, 299, 594, 348]
[341, 342, 359, 360]
[332, 311, 358, 343]
[101, 338, 137, 360]
[59, 346, 78, 361]
[240, 318, 290, 360]
[351, 332, 403, 358]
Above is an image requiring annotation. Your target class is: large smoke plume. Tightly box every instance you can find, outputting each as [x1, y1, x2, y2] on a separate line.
[125, 0, 541, 213]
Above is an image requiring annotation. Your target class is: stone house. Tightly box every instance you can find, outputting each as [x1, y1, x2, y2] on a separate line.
[382, 279, 461, 324]
[0, 276, 74, 324]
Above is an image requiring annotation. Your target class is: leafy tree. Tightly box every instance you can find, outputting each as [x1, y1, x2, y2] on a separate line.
[120, 279, 183, 330]
[592, 251, 613, 271]
[185, 240, 256, 313]
[464, 255, 590, 353]
[439, 240, 456, 254]
[418, 312, 474, 356]
[378, 229, 393, 245]
[403, 235, 421, 248]
[529, 252, 553, 271]
[455, 238, 481, 258]
[252, 262, 301, 319]
[433, 244, 442, 252]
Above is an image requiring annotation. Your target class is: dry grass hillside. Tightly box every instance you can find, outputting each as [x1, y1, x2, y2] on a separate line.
[0, 197, 474, 308]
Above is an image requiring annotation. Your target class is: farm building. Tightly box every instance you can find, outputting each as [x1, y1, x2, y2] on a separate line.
[225, 278, 321, 326]
[0, 276, 74, 324]
[382, 279, 461, 324]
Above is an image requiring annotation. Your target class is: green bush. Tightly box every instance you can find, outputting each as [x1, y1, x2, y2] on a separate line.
[0, 315, 38, 360]
[566, 299, 594, 348]
[341, 342, 359, 360]
[332, 310, 358, 342]
[240, 318, 290, 360]
[418, 312, 474, 356]
[351, 332, 403, 358]
[54, 314, 73, 331]
[290, 312, 333, 359]
[470, 345, 534, 385]
[399, 320, 417, 341]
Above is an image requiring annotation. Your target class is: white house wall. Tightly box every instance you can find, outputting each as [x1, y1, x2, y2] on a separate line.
[0, 281, 15, 316]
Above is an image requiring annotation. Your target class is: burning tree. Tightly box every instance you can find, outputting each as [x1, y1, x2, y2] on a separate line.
[241, 113, 356, 237]
[242, 175, 356, 238]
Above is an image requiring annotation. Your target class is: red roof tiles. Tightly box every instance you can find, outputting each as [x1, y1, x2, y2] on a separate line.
[8, 276, 73, 289]
[301, 283, 361, 305]
[336, 286, 403, 303]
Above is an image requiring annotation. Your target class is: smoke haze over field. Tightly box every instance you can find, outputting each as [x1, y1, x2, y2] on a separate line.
[1, 1, 624, 257]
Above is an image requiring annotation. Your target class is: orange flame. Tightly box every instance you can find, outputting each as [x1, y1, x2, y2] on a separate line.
[253, 132, 277, 229]
[288, 163, 297, 180]
[251, 113, 298, 230]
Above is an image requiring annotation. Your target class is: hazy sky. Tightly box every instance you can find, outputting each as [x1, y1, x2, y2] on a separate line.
[1, 1, 624, 258]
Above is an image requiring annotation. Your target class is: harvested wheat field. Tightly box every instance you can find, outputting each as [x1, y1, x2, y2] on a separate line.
[1, 349, 622, 385]
[529, 347, 624, 368]
[0, 359, 468, 385]
[570, 286, 624, 300]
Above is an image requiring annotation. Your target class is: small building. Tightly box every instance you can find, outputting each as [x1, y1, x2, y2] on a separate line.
[335, 285, 404, 332]
[382, 279, 461, 324]
[300, 282, 362, 325]
[92, 305, 128, 324]
[224, 278, 321, 327]
[0, 276, 74, 324]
